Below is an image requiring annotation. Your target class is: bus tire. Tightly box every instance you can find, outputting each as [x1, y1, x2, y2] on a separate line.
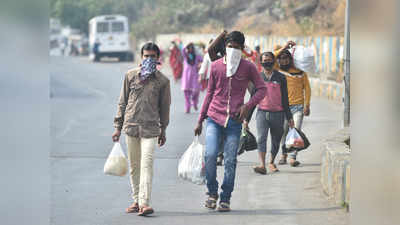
[127, 52, 134, 62]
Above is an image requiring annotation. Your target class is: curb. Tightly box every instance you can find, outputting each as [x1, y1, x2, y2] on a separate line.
[309, 78, 344, 102]
[320, 127, 350, 207]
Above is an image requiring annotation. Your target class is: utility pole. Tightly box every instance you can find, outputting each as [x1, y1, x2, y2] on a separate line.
[343, 0, 350, 127]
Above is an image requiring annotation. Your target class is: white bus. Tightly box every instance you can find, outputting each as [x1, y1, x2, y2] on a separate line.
[89, 15, 134, 62]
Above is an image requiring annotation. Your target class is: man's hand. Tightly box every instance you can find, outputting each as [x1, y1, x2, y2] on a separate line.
[288, 119, 295, 128]
[238, 105, 250, 121]
[158, 130, 166, 147]
[243, 120, 249, 130]
[304, 106, 310, 116]
[285, 40, 296, 49]
[112, 129, 121, 142]
[194, 122, 202, 136]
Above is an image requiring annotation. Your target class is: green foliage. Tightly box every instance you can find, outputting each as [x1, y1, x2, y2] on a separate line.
[50, 0, 145, 34]
[299, 16, 315, 35]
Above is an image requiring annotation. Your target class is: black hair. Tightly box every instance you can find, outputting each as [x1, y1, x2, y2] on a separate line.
[225, 31, 245, 48]
[277, 49, 292, 59]
[260, 51, 275, 62]
[141, 42, 160, 57]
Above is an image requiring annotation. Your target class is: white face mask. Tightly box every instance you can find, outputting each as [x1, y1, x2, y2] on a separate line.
[225, 47, 242, 77]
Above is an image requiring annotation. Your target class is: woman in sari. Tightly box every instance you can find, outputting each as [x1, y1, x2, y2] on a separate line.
[169, 41, 183, 81]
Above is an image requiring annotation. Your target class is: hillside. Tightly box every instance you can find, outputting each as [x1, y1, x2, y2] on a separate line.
[51, 0, 345, 40]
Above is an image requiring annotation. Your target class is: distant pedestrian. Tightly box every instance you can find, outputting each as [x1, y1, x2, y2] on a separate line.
[194, 31, 267, 212]
[198, 38, 214, 91]
[93, 38, 101, 61]
[169, 41, 183, 81]
[112, 42, 171, 216]
[274, 41, 311, 167]
[245, 52, 294, 175]
[181, 43, 203, 113]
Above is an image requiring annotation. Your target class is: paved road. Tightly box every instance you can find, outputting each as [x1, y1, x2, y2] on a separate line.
[50, 56, 349, 225]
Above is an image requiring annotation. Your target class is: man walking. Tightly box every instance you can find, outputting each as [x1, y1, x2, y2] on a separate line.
[275, 41, 311, 167]
[112, 42, 171, 216]
[194, 31, 267, 212]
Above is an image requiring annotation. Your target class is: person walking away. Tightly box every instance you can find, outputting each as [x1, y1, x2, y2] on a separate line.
[112, 42, 171, 216]
[252, 46, 263, 73]
[169, 41, 183, 82]
[198, 39, 214, 91]
[194, 31, 267, 212]
[274, 41, 311, 167]
[244, 52, 294, 175]
[181, 43, 203, 113]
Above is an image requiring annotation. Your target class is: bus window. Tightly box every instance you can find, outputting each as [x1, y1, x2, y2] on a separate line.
[111, 22, 124, 33]
[97, 22, 109, 33]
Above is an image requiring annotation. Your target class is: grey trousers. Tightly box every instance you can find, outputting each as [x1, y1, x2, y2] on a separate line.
[256, 110, 285, 160]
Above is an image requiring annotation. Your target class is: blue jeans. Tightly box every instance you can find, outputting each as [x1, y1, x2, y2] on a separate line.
[205, 117, 242, 203]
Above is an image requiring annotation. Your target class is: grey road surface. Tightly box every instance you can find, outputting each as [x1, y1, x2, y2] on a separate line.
[50, 56, 349, 225]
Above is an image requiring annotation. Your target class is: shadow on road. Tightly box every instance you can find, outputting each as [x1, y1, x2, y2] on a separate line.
[150, 206, 343, 217]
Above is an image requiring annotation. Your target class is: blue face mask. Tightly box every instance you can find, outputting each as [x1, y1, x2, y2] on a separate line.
[140, 57, 157, 81]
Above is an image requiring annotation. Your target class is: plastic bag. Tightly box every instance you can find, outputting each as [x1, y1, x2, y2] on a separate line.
[104, 142, 128, 176]
[178, 136, 206, 185]
[291, 45, 316, 73]
[238, 128, 258, 155]
[284, 128, 311, 153]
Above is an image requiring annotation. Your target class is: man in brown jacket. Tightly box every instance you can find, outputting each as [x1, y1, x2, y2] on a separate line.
[112, 42, 171, 216]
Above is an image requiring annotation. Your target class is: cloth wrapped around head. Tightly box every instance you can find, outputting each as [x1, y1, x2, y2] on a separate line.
[140, 57, 158, 81]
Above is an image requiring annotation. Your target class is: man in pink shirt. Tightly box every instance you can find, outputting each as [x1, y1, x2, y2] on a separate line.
[194, 31, 267, 212]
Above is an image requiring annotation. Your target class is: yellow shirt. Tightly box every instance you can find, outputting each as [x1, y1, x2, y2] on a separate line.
[273, 48, 311, 107]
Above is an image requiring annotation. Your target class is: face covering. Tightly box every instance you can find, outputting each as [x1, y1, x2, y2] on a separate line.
[280, 63, 291, 71]
[140, 57, 157, 81]
[225, 47, 242, 77]
[261, 62, 274, 70]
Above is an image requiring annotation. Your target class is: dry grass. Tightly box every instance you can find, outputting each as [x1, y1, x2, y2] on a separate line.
[195, 0, 346, 37]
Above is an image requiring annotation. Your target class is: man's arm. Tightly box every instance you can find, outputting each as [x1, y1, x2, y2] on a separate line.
[303, 72, 311, 116]
[207, 30, 227, 61]
[112, 73, 130, 141]
[195, 65, 216, 136]
[245, 81, 256, 123]
[159, 80, 171, 132]
[281, 74, 293, 121]
[158, 79, 171, 146]
[198, 67, 216, 124]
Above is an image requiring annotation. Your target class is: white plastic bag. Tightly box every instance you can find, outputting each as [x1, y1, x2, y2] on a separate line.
[285, 128, 305, 149]
[178, 136, 206, 185]
[104, 142, 128, 176]
[291, 45, 316, 73]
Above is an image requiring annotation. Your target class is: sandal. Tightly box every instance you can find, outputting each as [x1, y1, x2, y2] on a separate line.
[217, 201, 231, 212]
[268, 164, 280, 173]
[137, 206, 154, 216]
[205, 193, 218, 209]
[253, 166, 267, 175]
[278, 158, 287, 165]
[125, 202, 139, 213]
[290, 159, 300, 167]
